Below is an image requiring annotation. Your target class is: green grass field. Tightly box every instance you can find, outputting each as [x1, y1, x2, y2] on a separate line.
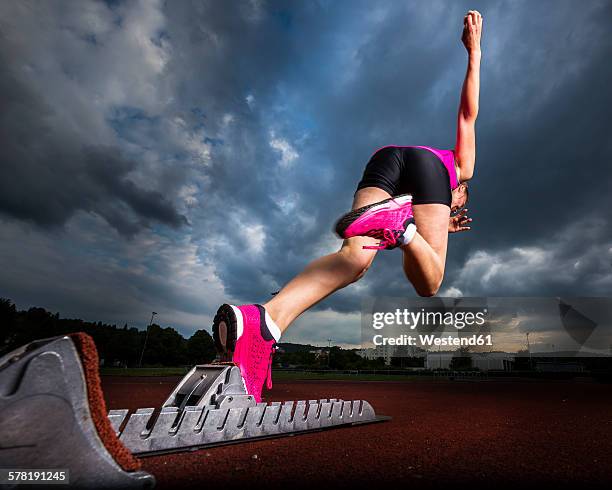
[99, 367, 432, 381]
[100, 367, 190, 376]
[271, 371, 430, 382]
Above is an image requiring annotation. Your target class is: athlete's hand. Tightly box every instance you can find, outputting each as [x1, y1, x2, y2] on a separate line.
[462, 10, 482, 54]
[449, 208, 472, 233]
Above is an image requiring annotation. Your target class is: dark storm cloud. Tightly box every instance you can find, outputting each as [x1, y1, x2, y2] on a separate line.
[0, 0, 189, 237]
[0, 61, 187, 235]
[86, 148, 189, 231]
[1, 0, 611, 340]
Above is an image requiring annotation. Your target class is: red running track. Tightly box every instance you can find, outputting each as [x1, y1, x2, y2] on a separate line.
[102, 377, 612, 489]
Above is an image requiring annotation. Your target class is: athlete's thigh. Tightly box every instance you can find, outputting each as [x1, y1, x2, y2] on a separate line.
[340, 186, 393, 256]
[412, 203, 450, 261]
[351, 186, 391, 210]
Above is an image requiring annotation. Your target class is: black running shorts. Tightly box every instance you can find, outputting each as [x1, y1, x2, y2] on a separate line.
[355, 146, 452, 207]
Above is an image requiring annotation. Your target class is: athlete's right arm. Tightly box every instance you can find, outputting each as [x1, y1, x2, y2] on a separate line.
[454, 10, 482, 182]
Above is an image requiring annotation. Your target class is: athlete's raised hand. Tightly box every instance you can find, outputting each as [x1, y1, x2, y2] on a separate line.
[462, 10, 482, 53]
[449, 208, 472, 233]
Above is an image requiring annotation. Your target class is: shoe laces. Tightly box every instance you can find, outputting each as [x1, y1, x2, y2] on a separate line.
[362, 228, 404, 250]
[266, 343, 277, 390]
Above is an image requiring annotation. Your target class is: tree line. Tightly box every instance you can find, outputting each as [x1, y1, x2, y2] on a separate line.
[0, 298, 216, 367]
[0, 298, 398, 370]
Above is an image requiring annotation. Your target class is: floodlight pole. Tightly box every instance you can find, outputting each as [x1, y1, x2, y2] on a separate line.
[526, 332, 532, 370]
[138, 312, 157, 368]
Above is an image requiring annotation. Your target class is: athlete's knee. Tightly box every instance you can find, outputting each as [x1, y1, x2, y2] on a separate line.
[414, 276, 443, 297]
[416, 286, 438, 297]
[352, 263, 371, 282]
[338, 246, 374, 283]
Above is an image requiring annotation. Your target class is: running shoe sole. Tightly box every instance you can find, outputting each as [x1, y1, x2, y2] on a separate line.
[334, 194, 412, 238]
[212, 304, 243, 354]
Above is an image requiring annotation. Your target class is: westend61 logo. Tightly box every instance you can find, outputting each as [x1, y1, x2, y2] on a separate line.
[372, 308, 487, 330]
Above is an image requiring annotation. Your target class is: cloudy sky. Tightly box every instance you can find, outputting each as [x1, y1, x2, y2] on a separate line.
[1, 0, 611, 347]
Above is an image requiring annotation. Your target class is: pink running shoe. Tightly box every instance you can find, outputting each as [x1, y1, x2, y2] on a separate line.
[335, 194, 415, 250]
[212, 304, 277, 403]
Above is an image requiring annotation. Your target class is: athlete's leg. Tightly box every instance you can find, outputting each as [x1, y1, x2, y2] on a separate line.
[401, 203, 450, 296]
[263, 187, 390, 332]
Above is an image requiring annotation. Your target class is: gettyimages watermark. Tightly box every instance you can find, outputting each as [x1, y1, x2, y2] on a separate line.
[361, 297, 612, 357]
[370, 306, 490, 348]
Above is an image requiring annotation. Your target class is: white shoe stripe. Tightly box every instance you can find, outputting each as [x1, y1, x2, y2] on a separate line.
[393, 194, 412, 205]
[229, 305, 244, 340]
[368, 201, 392, 213]
[368, 195, 412, 213]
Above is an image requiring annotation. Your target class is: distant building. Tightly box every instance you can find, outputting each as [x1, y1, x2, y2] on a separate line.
[425, 352, 455, 370]
[425, 351, 515, 371]
[358, 345, 395, 365]
[470, 352, 515, 371]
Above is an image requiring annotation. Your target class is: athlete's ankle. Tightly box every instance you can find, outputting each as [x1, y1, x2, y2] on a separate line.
[262, 305, 282, 342]
[397, 222, 417, 246]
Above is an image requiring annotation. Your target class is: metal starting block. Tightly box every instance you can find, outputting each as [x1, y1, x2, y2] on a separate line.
[0, 334, 389, 488]
[110, 364, 386, 456]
